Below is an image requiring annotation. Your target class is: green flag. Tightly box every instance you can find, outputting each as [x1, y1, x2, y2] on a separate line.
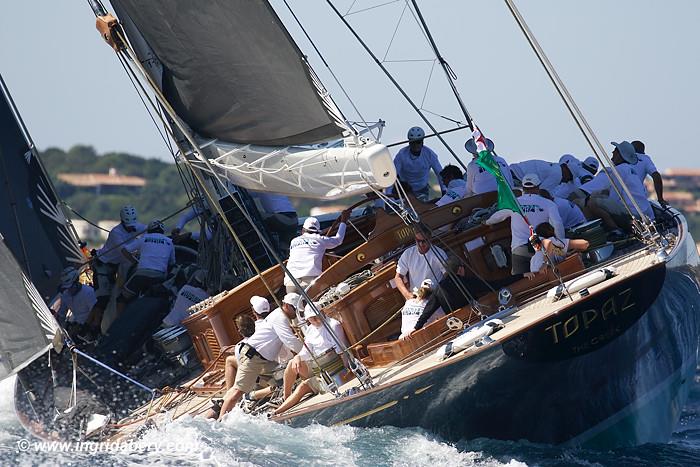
[473, 131, 522, 215]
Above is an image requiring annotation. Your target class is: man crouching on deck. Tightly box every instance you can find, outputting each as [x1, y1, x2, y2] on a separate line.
[217, 293, 303, 421]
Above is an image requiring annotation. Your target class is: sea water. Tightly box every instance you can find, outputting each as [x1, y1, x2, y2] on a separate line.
[1, 371, 699, 467]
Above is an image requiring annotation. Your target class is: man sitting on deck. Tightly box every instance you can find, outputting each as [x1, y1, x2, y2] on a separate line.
[274, 303, 348, 415]
[285, 210, 350, 293]
[485, 173, 564, 276]
[394, 227, 447, 301]
[218, 292, 302, 420]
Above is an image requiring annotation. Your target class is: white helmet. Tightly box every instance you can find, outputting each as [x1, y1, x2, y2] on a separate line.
[120, 205, 138, 227]
[407, 126, 425, 142]
[60, 266, 80, 289]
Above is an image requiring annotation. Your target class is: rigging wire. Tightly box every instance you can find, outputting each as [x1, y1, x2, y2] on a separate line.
[281, 0, 372, 139]
[502, 0, 653, 240]
[408, 0, 474, 130]
[325, 0, 469, 172]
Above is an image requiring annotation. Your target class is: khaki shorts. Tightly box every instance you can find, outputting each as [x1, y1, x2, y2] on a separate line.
[284, 275, 316, 293]
[233, 351, 278, 393]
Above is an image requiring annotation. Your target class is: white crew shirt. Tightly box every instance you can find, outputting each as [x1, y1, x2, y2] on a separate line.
[246, 307, 302, 361]
[396, 244, 447, 291]
[530, 237, 569, 272]
[96, 222, 145, 265]
[634, 153, 658, 183]
[286, 223, 347, 280]
[580, 163, 654, 219]
[486, 193, 564, 250]
[133, 232, 176, 273]
[510, 160, 562, 191]
[465, 155, 513, 196]
[162, 285, 210, 327]
[57, 284, 97, 324]
[399, 297, 444, 338]
[393, 145, 445, 192]
[553, 197, 586, 229]
[435, 179, 467, 207]
[298, 317, 348, 361]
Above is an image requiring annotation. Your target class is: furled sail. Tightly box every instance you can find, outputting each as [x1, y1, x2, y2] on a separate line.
[109, 0, 396, 198]
[0, 236, 60, 379]
[0, 76, 83, 301]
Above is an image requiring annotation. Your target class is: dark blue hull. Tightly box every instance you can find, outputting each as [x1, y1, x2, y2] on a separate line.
[280, 239, 700, 448]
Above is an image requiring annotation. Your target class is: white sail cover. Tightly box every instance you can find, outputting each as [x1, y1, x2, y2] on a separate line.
[200, 138, 396, 199]
[0, 236, 59, 379]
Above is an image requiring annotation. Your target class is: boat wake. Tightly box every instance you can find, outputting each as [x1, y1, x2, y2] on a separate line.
[3, 367, 700, 466]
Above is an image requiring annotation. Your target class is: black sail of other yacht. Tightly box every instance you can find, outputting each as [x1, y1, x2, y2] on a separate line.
[0, 76, 83, 302]
[110, 0, 346, 146]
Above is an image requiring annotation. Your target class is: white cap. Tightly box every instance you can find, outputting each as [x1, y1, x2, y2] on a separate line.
[582, 156, 599, 174]
[302, 217, 320, 233]
[420, 278, 433, 289]
[282, 292, 300, 308]
[250, 295, 270, 316]
[303, 302, 322, 320]
[521, 173, 541, 188]
[558, 154, 579, 166]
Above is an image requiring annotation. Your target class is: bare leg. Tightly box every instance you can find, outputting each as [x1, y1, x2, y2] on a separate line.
[218, 387, 244, 421]
[283, 359, 310, 399]
[248, 386, 273, 401]
[274, 381, 313, 415]
[224, 355, 238, 390]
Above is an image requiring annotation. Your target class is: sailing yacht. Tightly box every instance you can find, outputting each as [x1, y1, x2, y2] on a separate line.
[4, 0, 699, 449]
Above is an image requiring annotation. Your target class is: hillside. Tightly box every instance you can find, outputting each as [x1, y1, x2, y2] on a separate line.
[41, 145, 344, 228]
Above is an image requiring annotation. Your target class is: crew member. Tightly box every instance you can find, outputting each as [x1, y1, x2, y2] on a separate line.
[91, 205, 145, 326]
[408, 256, 472, 336]
[510, 159, 579, 193]
[435, 165, 467, 207]
[52, 266, 98, 338]
[251, 192, 299, 258]
[572, 141, 653, 234]
[274, 302, 348, 414]
[218, 292, 303, 420]
[485, 173, 564, 275]
[539, 189, 586, 229]
[119, 219, 175, 304]
[631, 140, 666, 205]
[393, 126, 445, 201]
[399, 279, 441, 340]
[394, 227, 447, 300]
[285, 210, 350, 293]
[223, 296, 270, 394]
[526, 222, 589, 278]
[161, 269, 210, 327]
[464, 137, 513, 196]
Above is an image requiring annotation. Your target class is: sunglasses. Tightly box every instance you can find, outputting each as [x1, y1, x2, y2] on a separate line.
[415, 238, 428, 244]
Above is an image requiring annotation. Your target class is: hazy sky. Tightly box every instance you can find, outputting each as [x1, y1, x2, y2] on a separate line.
[1, 1, 698, 171]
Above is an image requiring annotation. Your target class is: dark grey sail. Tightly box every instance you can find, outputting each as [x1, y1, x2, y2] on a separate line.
[110, 0, 345, 146]
[0, 236, 59, 378]
[0, 75, 83, 302]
